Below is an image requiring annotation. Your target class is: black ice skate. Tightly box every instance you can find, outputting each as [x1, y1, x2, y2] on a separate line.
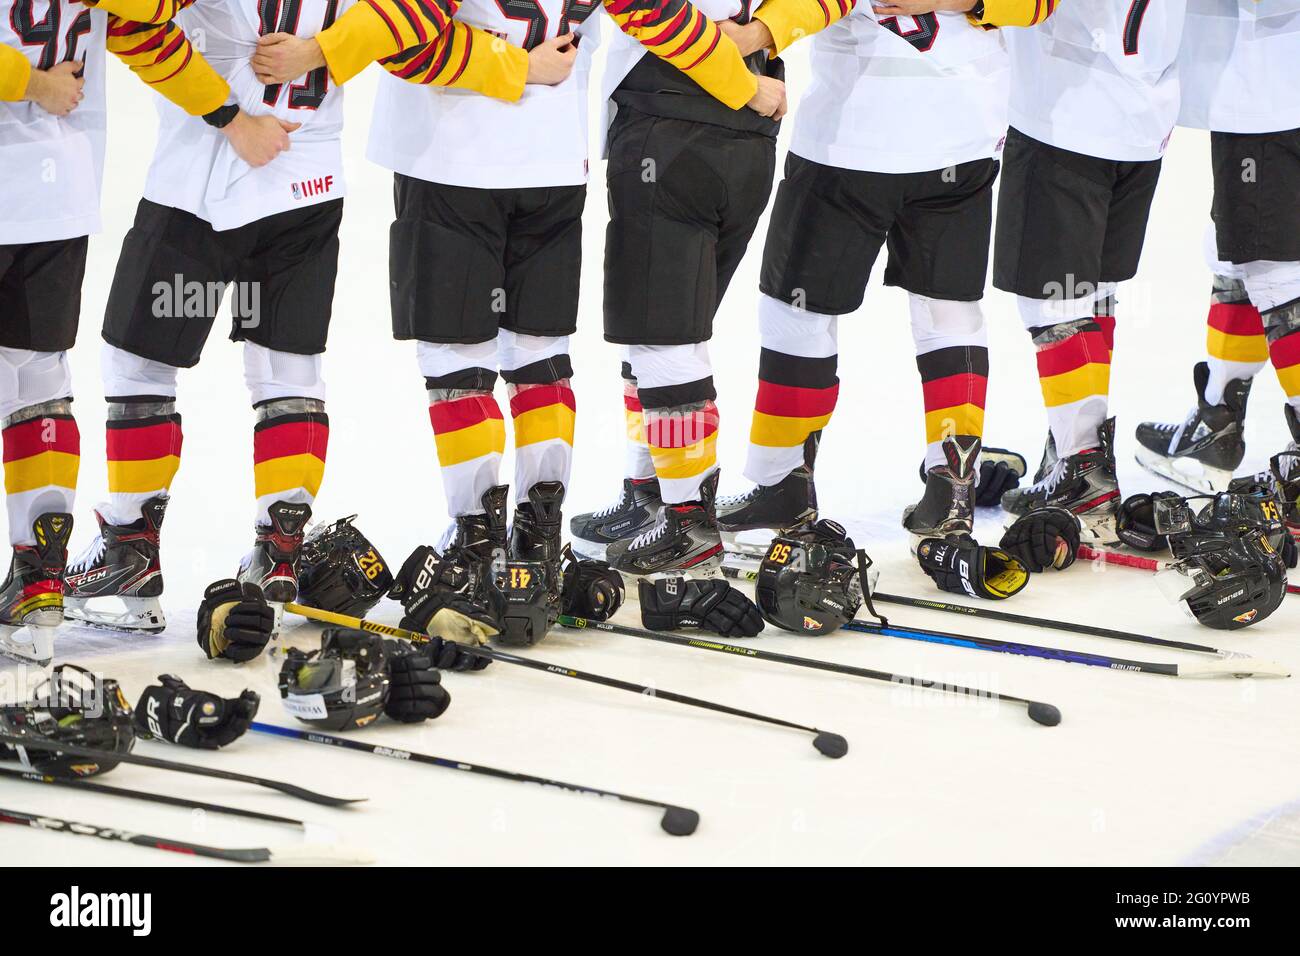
[607, 471, 723, 578]
[903, 435, 978, 540]
[569, 476, 663, 561]
[1135, 362, 1251, 493]
[1033, 430, 1057, 484]
[440, 485, 509, 563]
[1001, 418, 1121, 543]
[64, 496, 167, 634]
[716, 432, 819, 557]
[0, 513, 72, 665]
[238, 500, 311, 613]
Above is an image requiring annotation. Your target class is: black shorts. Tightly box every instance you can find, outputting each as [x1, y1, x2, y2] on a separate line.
[390, 174, 585, 345]
[102, 198, 343, 368]
[1212, 127, 1300, 264]
[994, 127, 1162, 300]
[0, 236, 87, 351]
[603, 106, 777, 345]
[760, 153, 999, 314]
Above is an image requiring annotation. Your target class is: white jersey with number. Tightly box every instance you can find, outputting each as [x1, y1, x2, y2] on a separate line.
[790, 9, 1009, 175]
[143, 0, 350, 232]
[368, 0, 601, 190]
[1006, 0, 1187, 162]
[1, 1, 106, 245]
[1178, 0, 1300, 134]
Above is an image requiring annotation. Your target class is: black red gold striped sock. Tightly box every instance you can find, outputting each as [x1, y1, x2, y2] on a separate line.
[744, 348, 837, 487]
[1265, 298, 1300, 413]
[1030, 318, 1112, 458]
[3, 399, 79, 547]
[916, 345, 987, 471]
[621, 361, 654, 479]
[503, 354, 576, 494]
[1205, 275, 1267, 404]
[105, 396, 181, 525]
[252, 398, 328, 523]
[426, 367, 506, 517]
[638, 378, 719, 505]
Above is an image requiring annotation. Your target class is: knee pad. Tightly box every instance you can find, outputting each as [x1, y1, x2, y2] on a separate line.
[1242, 261, 1300, 314]
[1212, 272, 1251, 304]
[101, 343, 179, 400]
[415, 339, 499, 390]
[498, 331, 571, 383]
[757, 294, 838, 359]
[0, 348, 73, 423]
[243, 342, 326, 406]
[909, 295, 986, 352]
[627, 342, 713, 392]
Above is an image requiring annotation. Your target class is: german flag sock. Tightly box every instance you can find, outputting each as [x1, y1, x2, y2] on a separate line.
[427, 368, 506, 518]
[642, 392, 719, 504]
[621, 360, 654, 479]
[252, 398, 328, 524]
[910, 296, 986, 472]
[3, 400, 79, 547]
[1265, 297, 1300, 414]
[1031, 318, 1112, 459]
[104, 396, 181, 525]
[1205, 275, 1267, 405]
[503, 353, 576, 494]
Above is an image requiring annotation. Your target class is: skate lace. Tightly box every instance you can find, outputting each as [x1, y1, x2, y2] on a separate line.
[629, 510, 670, 550]
[592, 485, 630, 519]
[716, 486, 757, 508]
[1026, 457, 1068, 496]
[66, 535, 106, 574]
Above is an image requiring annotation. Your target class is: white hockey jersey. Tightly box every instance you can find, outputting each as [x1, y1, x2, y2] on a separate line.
[789, 9, 1009, 175]
[1006, 0, 1187, 162]
[143, 0, 350, 232]
[1178, 0, 1300, 134]
[368, 0, 601, 190]
[1, 1, 106, 245]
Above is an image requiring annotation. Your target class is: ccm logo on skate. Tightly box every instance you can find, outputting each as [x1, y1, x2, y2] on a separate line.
[50, 886, 151, 936]
[291, 175, 334, 200]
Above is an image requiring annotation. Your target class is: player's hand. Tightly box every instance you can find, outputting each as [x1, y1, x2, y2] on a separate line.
[222, 111, 300, 168]
[745, 75, 785, 119]
[526, 33, 578, 86]
[872, 1, 977, 15]
[252, 32, 327, 85]
[25, 61, 84, 117]
[717, 18, 773, 58]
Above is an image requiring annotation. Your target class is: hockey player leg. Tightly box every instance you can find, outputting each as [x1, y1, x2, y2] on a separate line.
[237, 344, 328, 615]
[607, 343, 723, 578]
[0, 348, 77, 662]
[717, 294, 835, 540]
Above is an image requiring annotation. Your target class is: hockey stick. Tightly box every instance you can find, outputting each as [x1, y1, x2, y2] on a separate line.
[284, 602, 847, 758]
[0, 806, 371, 864]
[842, 618, 1289, 679]
[0, 731, 364, 807]
[0, 767, 305, 828]
[721, 562, 1254, 657]
[557, 614, 1062, 726]
[251, 722, 702, 836]
[1078, 544, 1300, 596]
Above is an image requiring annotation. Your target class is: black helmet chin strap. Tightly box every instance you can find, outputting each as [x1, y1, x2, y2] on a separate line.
[855, 549, 888, 627]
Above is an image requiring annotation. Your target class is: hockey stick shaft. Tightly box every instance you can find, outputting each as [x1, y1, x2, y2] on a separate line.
[557, 614, 1061, 726]
[249, 722, 702, 836]
[1078, 545, 1300, 595]
[0, 731, 363, 807]
[0, 767, 305, 828]
[285, 602, 846, 755]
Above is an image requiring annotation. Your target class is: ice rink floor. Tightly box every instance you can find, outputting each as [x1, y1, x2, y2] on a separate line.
[3, 36, 1299, 866]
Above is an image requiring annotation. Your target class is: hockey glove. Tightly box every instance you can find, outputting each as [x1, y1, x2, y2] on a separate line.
[1116, 492, 1181, 552]
[639, 577, 765, 638]
[999, 508, 1081, 572]
[134, 675, 260, 749]
[561, 547, 625, 621]
[196, 579, 276, 663]
[422, 635, 491, 672]
[383, 644, 451, 723]
[391, 545, 499, 646]
[916, 535, 1029, 600]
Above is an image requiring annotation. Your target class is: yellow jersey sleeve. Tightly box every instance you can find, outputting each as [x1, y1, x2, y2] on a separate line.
[105, 12, 231, 115]
[0, 44, 33, 101]
[968, 0, 1061, 29]
[380, 20, 528, 102]
[317, 0, 461, 85]
[753, 0, 855, 55]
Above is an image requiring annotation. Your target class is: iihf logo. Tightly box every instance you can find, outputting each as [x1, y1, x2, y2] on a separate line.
[291, 175, 334, 200]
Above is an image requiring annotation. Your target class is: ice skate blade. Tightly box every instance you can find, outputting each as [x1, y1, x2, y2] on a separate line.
[62, 596, 166, 634]
[1135, 446, 1235, 494]
[0, 623, 54, 666]
[569, 538, 608, 562]
[720, 529, 774, 558]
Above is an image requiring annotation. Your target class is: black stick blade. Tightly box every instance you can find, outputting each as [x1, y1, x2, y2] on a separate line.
[660, 807, 700, 836]
[1027, 702, 1062, 727]
[813, 732, 849, 759]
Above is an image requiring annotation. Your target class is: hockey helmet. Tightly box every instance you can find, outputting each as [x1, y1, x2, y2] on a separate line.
[279, 629, 390, 730]
[1115, 491, 1182, 552]
[0, 665, 135, 776]
[296, 515, 394, 618]
[754, 519, 864, 634]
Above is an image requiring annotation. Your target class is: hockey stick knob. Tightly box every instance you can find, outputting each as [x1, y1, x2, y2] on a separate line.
[1027, 702, 1062, 727]
[813, 732, 849, 758]
[660, 807, 700, 837]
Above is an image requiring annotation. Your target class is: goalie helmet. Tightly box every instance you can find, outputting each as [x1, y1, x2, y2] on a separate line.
[1154, 493, 1288, 630]
[279, 629, 390, 730]
[296, 515, 394, 617]
[0, 665, 135, 776]
[754, 519, 863, 634]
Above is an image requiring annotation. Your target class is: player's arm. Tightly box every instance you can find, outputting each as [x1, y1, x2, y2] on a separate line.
[604, 0, 760, 110]
[731, 0, 856, 56]
[378, 20, 532, 101]
[867, 0, 1060, 28]
[1, 44, 34, 101]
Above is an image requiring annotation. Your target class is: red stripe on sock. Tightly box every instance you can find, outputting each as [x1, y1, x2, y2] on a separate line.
[1269, 330, 1300, 372]
[644, 403, 719, 450]
[252, 420, 329, 464]
[1036, 331, 1111, 378]
[509, 384, 576, 418]
[2, 416, 80, 462]
[921, 373, 988, 414]
[428, 394, 504, 434]
[1208, 302, 1265, 337]
[753, 380, 839, 419]
[106, 420, 182, 462]
[1094, 313, 1116, 352]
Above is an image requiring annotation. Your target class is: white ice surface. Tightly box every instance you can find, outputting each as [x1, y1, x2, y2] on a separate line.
[2, 41, 1299, 867]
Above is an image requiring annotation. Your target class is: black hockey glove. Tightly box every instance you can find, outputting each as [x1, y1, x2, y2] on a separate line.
[422, 635, 491, 672]
[999, 508, 1081, 572]
[639, 577, 765, 638]
[134, 675, 260, 749]
[560, 547, 625, 621]
[1116, 491, 1181, 552]
[383, 644, 451, 723]
[390, 546, 499, 645]
[916, 535, 1029, 600]
[196, 579, 276, 663]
